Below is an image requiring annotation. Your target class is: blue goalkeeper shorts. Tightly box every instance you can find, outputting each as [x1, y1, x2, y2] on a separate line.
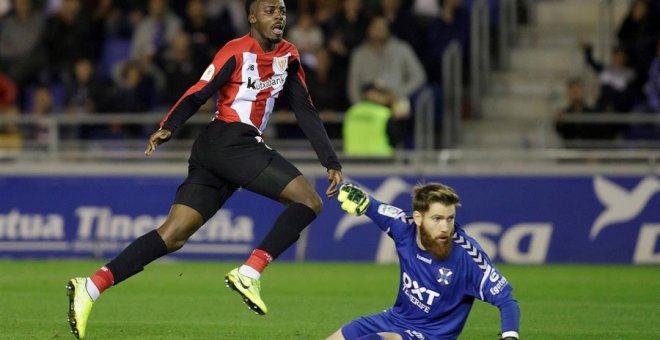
[340, 310, 430, 340]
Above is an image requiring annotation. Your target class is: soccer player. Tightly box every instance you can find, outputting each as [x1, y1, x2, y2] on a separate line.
[326, 183, 520, 340]
[66, 0, 342, 338]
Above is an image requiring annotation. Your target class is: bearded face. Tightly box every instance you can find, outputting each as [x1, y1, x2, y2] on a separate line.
[420, 222, 453, 260]
[414, 202, 456, 261]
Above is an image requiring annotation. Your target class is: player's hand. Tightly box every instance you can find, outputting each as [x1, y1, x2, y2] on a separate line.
[337, 183, 370, 215]
[144, 128, 172, 156]
[326, 169, 342, 198]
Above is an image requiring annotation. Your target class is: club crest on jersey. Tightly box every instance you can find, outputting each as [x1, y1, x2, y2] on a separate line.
[437, 267, 453, 285]
[273, 56, 288, 73]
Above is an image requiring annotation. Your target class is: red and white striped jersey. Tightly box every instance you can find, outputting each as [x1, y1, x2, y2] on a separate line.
[159, 34, 341, 170]
[161, 34, 308, 134]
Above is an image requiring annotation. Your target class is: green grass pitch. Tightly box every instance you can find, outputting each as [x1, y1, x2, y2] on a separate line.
[0, 260, 658, 339]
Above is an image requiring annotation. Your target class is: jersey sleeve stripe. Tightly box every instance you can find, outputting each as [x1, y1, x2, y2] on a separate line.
[454, 233, 489, 271]
[160, 56, 237, 132]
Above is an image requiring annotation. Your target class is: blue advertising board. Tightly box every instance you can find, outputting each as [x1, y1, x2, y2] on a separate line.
[1, 175, 659, 264]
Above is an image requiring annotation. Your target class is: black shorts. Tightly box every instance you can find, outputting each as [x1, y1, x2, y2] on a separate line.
[173, 120, 302, 221]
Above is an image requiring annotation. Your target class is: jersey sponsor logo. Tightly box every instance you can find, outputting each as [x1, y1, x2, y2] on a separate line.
[246, 74, 286, 91]
[273, 56, 288, 72]
[200, 64, 215, 82]
[402, 272, 440, 313]
[378, 204, 404, 218]
[590, 175, 660, 239]
[436, 267, 453, 285]
[416, 253, 432, 264]
[404, 330, 425, 339]
[489, 275, 509, 295]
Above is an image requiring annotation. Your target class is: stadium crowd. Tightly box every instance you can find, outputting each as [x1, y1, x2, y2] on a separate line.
[555, 0, 660, 143]
[0, 0, 485, 151]
[0, 0, 658, 151]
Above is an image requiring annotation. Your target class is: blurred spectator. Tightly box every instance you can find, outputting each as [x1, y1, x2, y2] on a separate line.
[94, 0, 134, 40]
[0, 0, 10, 17]
[412, 0, 440, 18]
[64, 58, 111, 138]
[105, 61, 157, 139]
[617, 0, 660, 87]
[582, 43, 636, 112]
[343, 82, 407, 158]
[42, 0, 101, 84]
[640, 40, 660, 113]
[327, 0, 369, 54]
[347, 15, 426, 115]
[378, 0, 422, 54]
[287, 12, 324, 68]
[28, 86, 56, 144]
[161, 33, 201, 106]
[304, 48, 350, 138]
[311, 0, 340, 32]
[206, 0, 248, 35]
[425, 0, 469, 82]
[65, 58, 109, 114]
[0, 72, 17, 111]
[130, 0, 182, 66]
[0, 72, 21, 150]
[0, 0, 46, 90]
[111, 61, 156, 114]
[183, 0, 235, 68]
[555, 78, 618, 142]
[305, 48, 350, 112]
[627, 39, 660, 140]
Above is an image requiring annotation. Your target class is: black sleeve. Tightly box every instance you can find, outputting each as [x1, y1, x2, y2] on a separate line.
[285, 60, 342, 171]
[583, 46, 604, 73]
[161, 56, 236, 133]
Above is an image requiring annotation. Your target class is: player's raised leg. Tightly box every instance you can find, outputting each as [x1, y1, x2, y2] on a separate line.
[66, 202, 206, 339]
[226, 167, 322, 315]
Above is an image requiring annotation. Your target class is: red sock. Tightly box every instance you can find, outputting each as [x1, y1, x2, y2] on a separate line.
[90, 266, 115, 293]
[245, 249, 273, 273]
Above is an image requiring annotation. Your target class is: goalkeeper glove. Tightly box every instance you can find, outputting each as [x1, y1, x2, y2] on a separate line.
[337, 183, 370, 215]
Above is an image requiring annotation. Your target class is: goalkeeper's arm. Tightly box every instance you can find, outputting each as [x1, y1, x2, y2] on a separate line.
[498, 299, 520, 340]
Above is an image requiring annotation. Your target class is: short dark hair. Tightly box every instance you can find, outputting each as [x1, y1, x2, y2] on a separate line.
[412, 182, 461, 213]
[245, 0, 258, 16]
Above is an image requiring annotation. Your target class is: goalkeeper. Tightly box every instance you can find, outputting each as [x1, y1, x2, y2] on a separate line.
[326, 182, 521, 340]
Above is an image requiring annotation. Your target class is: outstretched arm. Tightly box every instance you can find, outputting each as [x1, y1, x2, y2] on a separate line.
[284, 59, 342, 172]
[145, 52, 235, 155]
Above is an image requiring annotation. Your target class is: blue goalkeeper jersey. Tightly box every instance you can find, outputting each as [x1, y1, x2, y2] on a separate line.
[364, 198, 520, 339]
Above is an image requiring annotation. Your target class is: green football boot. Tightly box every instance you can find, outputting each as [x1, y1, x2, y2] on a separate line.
[225, 268, 267, 315]
[66, 278, 94, 339]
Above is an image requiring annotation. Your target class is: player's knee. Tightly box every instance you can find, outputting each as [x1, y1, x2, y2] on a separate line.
[303, 192, 323, 214]
[157, 224, 194, 252]
[158, 230, 188, 252]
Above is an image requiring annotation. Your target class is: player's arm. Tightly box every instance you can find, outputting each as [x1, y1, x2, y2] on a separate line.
[284, 59, 342, 172]
[464, 249, 521, 339]
[145, 54, 236, 155]
[284, 58, 342, 196]
[337, 183, 411, 239]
